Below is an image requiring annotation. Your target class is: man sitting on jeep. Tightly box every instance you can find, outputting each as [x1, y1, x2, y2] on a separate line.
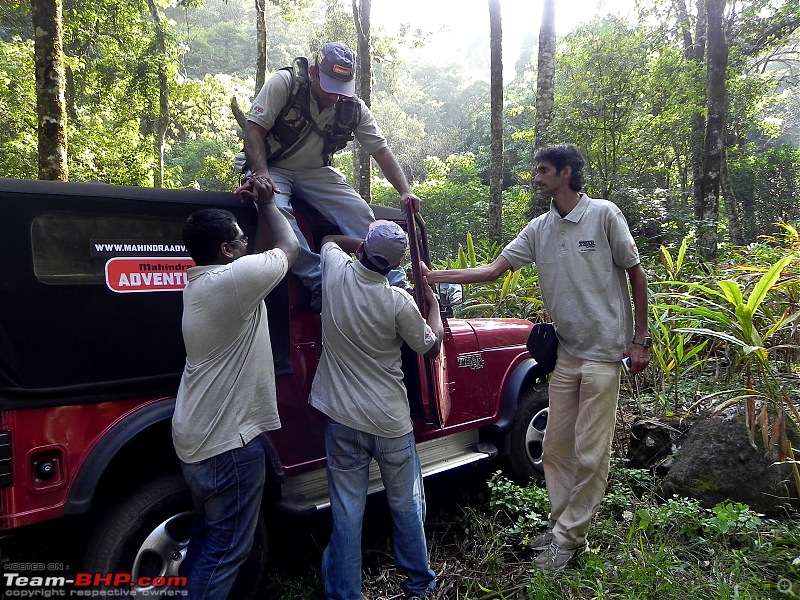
[241, 42, 417, 311]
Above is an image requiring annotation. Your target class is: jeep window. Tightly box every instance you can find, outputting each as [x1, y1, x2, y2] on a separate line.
[32, 213, 187, 285]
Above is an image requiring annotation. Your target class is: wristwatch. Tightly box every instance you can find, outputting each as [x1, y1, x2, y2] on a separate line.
[632, 335, 652, 348]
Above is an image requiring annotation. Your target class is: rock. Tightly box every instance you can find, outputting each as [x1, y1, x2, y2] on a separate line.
[659, 406, 799, 515]
[627, 416, 694, 475]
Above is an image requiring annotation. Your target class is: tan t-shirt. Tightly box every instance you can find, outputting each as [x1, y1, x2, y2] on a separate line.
[247, 68, 388, 172]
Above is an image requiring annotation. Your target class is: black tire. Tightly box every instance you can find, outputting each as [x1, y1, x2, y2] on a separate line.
[508, 382, 550, 483]
[83, 473, 268, 599]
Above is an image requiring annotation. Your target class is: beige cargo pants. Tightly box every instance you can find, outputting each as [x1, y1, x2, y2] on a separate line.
[542, 347, 622, 550]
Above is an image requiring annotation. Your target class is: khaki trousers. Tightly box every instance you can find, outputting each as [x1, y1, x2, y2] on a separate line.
[543, 347, 621, 549]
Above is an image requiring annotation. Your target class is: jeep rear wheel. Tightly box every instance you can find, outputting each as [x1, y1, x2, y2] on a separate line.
[84, 474, 268, 598]
[508, 383, 549, 483]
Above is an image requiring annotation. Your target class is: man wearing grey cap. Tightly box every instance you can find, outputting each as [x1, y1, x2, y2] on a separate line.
[309, 220, 443, 600]
[242, 42, 419, 312]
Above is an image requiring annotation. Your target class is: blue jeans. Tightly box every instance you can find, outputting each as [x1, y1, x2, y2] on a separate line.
[180, 435, 266, 600]
[322, 420, 435, 600]
[270, 166, 405, 292]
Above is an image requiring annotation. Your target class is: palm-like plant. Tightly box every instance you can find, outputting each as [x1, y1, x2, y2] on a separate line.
[439, 232, 544, 321]
[656, 255, 800, 491]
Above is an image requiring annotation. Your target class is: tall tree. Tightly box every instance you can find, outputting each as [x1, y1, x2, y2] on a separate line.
[146, 0, 169, 188]
[553, 19, 650, 200]
[32, 0, 68, 180]
[696, 0, 725, 261]
[352, 0, 371, 202]
[531, 0, 555, 216]
[255, 0, 268, 93]
[488, 0, 503, 242]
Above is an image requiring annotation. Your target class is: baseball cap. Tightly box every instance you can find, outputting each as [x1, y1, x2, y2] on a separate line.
[363, 220, 408, 270]
[316, 42, 356, 97]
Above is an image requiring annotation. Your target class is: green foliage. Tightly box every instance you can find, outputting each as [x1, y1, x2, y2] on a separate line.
[0, 37, 36, 179]
[552, 18, 653, 200]
[441, 231, 543, 321]
[413, 154, 490, 260]
[463, 466, 798, 600]
[487, 471, 549, 536]
[705, 502, 763, 541]
[635, 495, 708, 539]
[728, 144, 800, 243]
[601, 459, 659, 517]
[636, 495, 764, 545]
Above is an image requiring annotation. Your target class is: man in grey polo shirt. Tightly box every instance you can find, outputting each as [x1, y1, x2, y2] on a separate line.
[421, 143, 650, 571]
[310, 220, 443, 600]
[242, 42, 418, 311]
[173, 177, 298, 598]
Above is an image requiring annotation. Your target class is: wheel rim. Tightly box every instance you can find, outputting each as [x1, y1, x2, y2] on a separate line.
[131, 510, 193, 593]
[524, 406, 549, 471]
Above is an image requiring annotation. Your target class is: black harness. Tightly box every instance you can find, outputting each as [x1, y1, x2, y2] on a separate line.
[266, 57, 361, 166]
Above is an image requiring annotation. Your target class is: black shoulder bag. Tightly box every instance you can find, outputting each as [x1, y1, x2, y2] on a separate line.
[526, 322, 558, 373]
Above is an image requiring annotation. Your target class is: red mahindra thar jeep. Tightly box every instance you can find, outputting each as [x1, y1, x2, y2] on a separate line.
[0, 178, 549, 594]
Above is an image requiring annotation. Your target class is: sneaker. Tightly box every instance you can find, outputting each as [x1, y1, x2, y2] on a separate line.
[309, 287, 322, 313]
[533, 541, 588, 572]
[529, 529, 553, 552]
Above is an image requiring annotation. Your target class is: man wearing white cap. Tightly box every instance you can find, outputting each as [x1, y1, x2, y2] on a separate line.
[242, 42, 419, 312]
[309, 220, 443, 600]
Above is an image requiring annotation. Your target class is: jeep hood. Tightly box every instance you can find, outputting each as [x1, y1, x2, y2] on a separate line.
[460, 318, 532, 350]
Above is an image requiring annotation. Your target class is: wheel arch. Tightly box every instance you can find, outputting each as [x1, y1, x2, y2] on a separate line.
[482, 358, 548, 455]
[64, 399, 178, 515]
[65, 399, 287, 516]
[491, 358, 549, 434]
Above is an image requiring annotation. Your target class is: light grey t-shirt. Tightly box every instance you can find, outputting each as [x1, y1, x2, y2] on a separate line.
[309, 243, 437, 438]
[501, 194, 640, 362]
[247, 68, 388, 172]
[172, 249, 289, 463]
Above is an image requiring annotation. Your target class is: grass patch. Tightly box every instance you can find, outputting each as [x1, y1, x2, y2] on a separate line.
[409, 465, 800, 600]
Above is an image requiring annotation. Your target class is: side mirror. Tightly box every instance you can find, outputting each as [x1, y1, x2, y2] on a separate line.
[439, 283, 463, 307]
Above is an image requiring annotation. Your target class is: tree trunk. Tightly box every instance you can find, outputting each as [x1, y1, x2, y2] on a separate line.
[255, 0, 268, 94]
[698, 0, 727, 262]
[146, 0, 169, 188]
[721, 150, 745, 245]
[531, 0, 555, 217]
[488, 0, 503, 242]
[352, 0, 372, 202]
[677, 0, 708, 257]
[32, 0, 68, 181]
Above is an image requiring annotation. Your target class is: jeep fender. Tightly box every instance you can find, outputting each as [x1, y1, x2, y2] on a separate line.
[64, 400, 285, 515]
[490, 357, 548, 435]
[64, 400, 177, 515]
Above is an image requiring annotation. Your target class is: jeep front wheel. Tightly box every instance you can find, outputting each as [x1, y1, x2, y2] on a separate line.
[508, 382, 549, 483]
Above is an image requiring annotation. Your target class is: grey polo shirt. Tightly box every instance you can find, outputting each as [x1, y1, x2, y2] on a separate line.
[172, 249, 288, 463]
[501, 194, 640, 362]
[309, 243, 437, 438]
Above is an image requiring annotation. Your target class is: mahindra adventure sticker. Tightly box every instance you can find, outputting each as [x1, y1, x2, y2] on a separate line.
[105, 257, 195, 293]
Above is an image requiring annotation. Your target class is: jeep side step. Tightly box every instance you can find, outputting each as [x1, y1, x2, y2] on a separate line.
[277, 430, 496, 514]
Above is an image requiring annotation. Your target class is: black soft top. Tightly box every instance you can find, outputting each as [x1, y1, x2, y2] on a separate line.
[0, 178, 253, 410]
